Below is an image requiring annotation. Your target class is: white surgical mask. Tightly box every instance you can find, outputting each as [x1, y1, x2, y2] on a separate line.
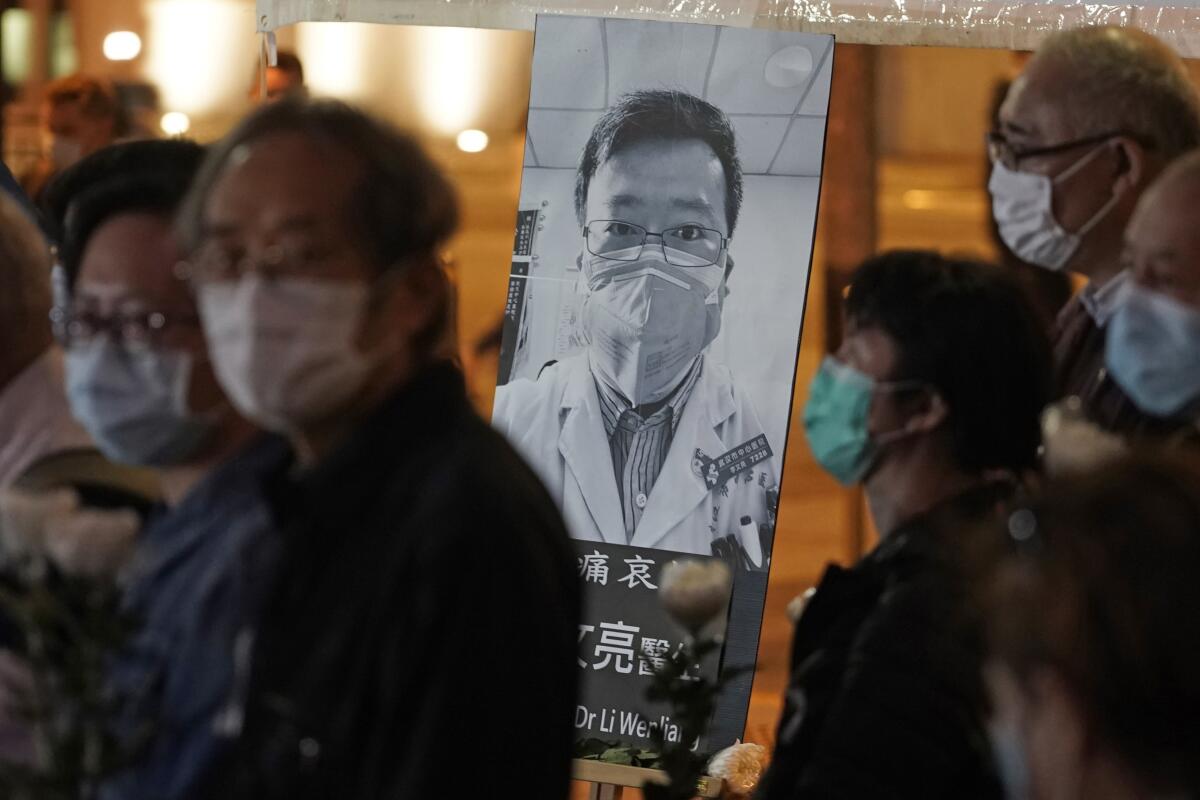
[65, 338, 218, 466]
[45, 134, 84, 171]
[581, 246, 723, 406]
[1105, 282, 1200, 418]
[989, 143, 1119, 271]
[198, 275, 375, 433]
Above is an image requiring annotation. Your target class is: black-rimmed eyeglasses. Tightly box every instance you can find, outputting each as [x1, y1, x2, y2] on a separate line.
[985, 130, 1136, 171]
[583, 220, 727, 267]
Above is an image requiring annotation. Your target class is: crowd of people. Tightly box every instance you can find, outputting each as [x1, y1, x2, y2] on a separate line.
[0, 22, 1194, 800]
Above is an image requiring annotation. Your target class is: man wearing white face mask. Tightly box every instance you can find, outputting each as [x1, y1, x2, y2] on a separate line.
[177, 101, 579, 800]
[493, 90, 778, 559]
[988, 26, 1200, 436]
[1102, 150, 1200, 440]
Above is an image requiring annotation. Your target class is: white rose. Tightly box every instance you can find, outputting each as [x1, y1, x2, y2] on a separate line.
[0, 488, 79, 562]
[785, 587, 817, 624]
[707, 740, 768, 796]
[0, 488, 139, 579]
[659, 559, 732, 634]
[1041, 401, 1126, 478]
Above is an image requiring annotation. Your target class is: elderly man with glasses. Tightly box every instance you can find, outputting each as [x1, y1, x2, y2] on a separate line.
[494, 89, 778, 560]
[988, 26, 1200, 438]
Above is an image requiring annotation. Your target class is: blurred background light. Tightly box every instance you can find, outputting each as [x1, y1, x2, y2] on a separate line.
[296, 21, 370, 100]
[1, 9, 32, 84]
[456, 129, 489, 152]
[103, 30, 142, 61]
[160, 110, 190, 136]
[416, 27, 491, 135]
[145, 0, 256, 117]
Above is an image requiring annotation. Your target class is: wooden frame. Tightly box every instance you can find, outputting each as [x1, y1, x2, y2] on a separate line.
[572, 759, 724, 800]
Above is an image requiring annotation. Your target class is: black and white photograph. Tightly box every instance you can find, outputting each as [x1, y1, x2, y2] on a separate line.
[493, 16, 832, 560]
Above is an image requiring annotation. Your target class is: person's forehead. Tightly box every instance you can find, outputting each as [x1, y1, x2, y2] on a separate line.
[265, 68, 298, 90]
[206, 132, 362, 227]
[77, 213, 187, 303]
[1128, 178, 1200, 257]
[587, 138, 727, 220]
[1000, 59, 1080, 141]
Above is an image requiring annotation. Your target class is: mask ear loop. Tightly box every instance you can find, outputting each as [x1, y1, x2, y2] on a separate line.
[1052, 141, 1122, 238]
[870, 381, 937, 446]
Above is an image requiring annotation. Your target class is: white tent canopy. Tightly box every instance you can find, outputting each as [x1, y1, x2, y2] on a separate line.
[259, 0, 1200, 56]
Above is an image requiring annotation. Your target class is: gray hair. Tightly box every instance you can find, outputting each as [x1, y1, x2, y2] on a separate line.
[0, 194, 52, 352]
[1034, 26, 1200, 158]
[177, 99, 458, 269]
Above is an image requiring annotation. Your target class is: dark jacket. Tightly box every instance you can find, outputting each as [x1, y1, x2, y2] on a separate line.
[757, 485, 1008, 800]
[221, 363, 580, 800]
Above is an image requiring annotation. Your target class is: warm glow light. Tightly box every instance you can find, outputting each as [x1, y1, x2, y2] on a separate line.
[296, 22, 370, 99]
[145, 0, 256, 116]
[103, 30, 141, 61]
[160, 111, 190, 136]
[416, 27, 491, 134]
[456, 129, 489, 153]
[2, 10, 32, 84]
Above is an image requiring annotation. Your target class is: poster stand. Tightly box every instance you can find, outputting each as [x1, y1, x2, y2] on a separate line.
[572, 759, 724, 799]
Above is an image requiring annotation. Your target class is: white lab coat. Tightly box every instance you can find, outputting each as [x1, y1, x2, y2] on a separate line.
[493, 354, 779, 555]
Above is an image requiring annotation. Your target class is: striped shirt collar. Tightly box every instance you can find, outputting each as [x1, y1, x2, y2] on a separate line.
[1079, 269, 1130, 328]
[595, 356, 705, 439]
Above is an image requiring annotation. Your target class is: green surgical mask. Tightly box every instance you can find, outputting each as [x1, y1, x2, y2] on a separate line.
[803, 356, 923, 486]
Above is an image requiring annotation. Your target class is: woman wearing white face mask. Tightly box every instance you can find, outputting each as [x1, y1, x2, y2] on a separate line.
[982, 454, 1200, 800]
[53, 141, 290, 800]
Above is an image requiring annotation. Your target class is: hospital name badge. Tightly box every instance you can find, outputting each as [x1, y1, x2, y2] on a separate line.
[692, 435, 773, 489]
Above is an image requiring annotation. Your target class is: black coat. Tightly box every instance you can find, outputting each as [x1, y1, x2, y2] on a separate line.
[757, 485, 1008, 800]
[220, 363, 580, 799]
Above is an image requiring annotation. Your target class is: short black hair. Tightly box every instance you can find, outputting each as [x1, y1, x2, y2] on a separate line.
[56, 140, 205, 288]
[42, 139, 205, 247]
[178, 99, 458, 270]
[574, 89, 743, 236]
[845, 250, 1053, 474]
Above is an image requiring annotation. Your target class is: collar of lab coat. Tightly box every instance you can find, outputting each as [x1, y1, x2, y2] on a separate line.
[558, 352, 738, 549]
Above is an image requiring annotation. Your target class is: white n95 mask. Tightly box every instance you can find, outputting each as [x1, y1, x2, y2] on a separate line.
[197, 275, 375, 433]
[581, 248, 723, 406]
[65, 338, 218, 467]
[1105, 282, 1200, 418]
[988, 144, 1119, 272]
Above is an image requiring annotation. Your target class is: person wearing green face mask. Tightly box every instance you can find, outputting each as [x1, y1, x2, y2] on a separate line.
[760, 251, 1053, 800]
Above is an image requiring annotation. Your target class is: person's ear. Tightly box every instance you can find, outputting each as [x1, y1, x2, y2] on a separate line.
[1111, 136, 1147, 197]
[902, 390, 948, 435]
[361, 259, 444, 348]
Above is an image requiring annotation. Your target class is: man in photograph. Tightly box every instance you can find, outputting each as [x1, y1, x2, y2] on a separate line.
[494, 89, 778, 560]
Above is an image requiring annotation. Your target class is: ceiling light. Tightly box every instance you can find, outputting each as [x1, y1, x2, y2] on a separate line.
[103, 31, 141, 61]
[160, 111, 190, 136]
[764, 45, 813, 89]
[457, 129, 489, 153]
